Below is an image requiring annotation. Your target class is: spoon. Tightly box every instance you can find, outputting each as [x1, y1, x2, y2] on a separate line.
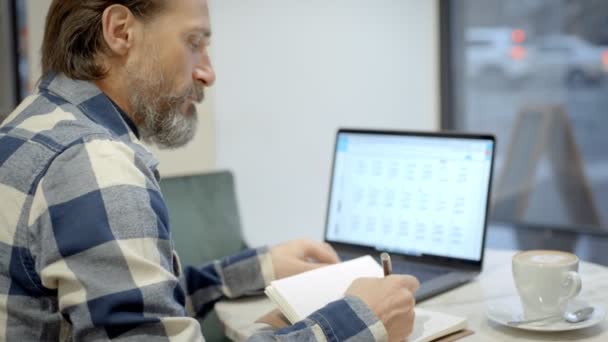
[507, 306, 594, 326]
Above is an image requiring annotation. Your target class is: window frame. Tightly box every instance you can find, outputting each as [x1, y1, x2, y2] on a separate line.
[439, 0, 455, 130]
[1, 0, 22, 108]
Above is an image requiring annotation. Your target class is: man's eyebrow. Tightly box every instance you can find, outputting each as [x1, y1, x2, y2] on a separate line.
[188, 27, 212, 38]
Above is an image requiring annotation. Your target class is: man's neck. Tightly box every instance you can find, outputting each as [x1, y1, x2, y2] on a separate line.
[94, 74, 140, 125]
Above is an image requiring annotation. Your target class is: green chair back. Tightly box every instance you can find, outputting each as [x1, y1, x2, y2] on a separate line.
[160, 170, 246, 342]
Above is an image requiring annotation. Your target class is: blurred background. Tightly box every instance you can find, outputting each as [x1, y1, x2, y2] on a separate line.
[444, 0, 608, 233]
[1, 0, 608, 263]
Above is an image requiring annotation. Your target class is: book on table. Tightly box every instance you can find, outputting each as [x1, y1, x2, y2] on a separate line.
[264, 256, 468, 342]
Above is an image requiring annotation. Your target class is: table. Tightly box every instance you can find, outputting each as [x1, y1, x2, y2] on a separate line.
[215, 249, 608, 341]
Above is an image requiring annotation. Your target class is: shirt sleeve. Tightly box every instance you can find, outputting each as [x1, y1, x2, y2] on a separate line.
[31, 137, 204, 341]
[181, 247, 276, 317]
[247, 296, 388, 342]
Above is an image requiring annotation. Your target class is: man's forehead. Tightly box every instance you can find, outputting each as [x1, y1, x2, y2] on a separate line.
[164, 0, 211, 34]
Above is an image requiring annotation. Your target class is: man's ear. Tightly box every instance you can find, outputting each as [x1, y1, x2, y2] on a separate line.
[101, 4, 137, 56]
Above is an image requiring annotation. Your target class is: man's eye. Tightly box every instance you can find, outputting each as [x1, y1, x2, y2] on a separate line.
[189, 38, 203, 50]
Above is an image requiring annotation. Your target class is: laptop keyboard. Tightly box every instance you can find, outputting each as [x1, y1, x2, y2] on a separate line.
[390, 262, 450, 284]
[338, 251, 451, 284]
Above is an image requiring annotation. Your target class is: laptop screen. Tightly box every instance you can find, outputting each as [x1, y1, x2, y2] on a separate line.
[325, 130, 494, 262]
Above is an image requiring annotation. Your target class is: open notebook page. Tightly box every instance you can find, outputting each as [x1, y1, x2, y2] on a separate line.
[268, 255, 383, 320]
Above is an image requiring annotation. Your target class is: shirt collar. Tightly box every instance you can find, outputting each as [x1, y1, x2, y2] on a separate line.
[39, 73, 139, 140]
[38, 73, 159, 174]
[107, 98, 140, 139]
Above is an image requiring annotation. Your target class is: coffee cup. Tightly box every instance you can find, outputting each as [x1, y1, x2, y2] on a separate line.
[512, 250, 582, 319]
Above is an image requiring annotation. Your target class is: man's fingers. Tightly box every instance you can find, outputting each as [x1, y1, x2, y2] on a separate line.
[304, 241, 340, 264]
[388, 274, 420, 293]
[293, 260, 332, 274]
[324, 242, 342, 262]
[403, 275, 420, 292]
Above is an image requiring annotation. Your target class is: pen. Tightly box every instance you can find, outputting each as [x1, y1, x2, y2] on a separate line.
[381, 252, 392, 277]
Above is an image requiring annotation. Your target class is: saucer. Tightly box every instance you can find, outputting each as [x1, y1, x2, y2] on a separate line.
[485, 296, 606, 332]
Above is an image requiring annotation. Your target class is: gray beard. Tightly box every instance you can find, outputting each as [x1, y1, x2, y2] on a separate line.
[131, 89, 198, 149]
[125, 59, 201, 149]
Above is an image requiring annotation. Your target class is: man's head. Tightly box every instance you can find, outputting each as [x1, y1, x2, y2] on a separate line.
[42, 0, 216, 149]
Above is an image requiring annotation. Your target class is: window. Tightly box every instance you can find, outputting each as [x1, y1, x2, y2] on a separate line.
[441, 0, 608, 232]
[0, 0, 18, 121]
[0, 0, 28, 123]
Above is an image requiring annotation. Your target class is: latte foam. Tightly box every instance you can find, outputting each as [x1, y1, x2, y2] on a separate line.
[514, 250, 577, 265]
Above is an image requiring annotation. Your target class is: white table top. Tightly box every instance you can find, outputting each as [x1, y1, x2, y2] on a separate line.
[215, 249, 608, 341]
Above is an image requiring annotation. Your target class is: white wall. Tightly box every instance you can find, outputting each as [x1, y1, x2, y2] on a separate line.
[24, 0, 216, 176]
[209, 0, 440, 246]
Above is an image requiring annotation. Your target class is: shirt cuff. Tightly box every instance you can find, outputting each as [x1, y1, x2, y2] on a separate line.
[307, 296, 388, 342]
[218, 247, 275, 298]
[256, 246, 276, 286]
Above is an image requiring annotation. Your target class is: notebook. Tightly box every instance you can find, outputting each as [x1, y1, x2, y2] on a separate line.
[264, 256, 468, 342]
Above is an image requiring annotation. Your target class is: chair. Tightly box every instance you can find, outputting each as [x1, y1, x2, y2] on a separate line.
[160, 170, 247, 342]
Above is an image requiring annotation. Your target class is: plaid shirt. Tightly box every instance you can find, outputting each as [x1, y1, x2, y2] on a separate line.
[0, 74, 387, 341]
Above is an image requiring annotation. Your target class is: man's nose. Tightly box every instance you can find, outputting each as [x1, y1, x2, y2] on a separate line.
[194, 53, 216, 86]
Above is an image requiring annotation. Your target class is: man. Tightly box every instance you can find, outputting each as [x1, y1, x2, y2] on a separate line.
[0, 0, 418, 341]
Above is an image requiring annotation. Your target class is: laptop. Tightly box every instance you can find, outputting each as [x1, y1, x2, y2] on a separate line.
[324, 129, 496, 301]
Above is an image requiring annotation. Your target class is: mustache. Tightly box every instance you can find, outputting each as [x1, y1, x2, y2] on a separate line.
[188, 84, 205, 103]
[153, 83, 206, 109]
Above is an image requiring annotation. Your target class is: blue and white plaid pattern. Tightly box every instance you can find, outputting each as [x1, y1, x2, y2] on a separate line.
[0, 74, 387, 341]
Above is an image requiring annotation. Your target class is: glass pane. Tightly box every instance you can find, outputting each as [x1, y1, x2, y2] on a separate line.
[451, 0, 608, 231]
[15, 0, 29, 97]
[0, 0, 16, 121]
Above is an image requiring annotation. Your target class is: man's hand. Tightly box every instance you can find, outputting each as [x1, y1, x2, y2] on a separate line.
[346, 275, 419, 342]
[269, 239, 340, 279]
